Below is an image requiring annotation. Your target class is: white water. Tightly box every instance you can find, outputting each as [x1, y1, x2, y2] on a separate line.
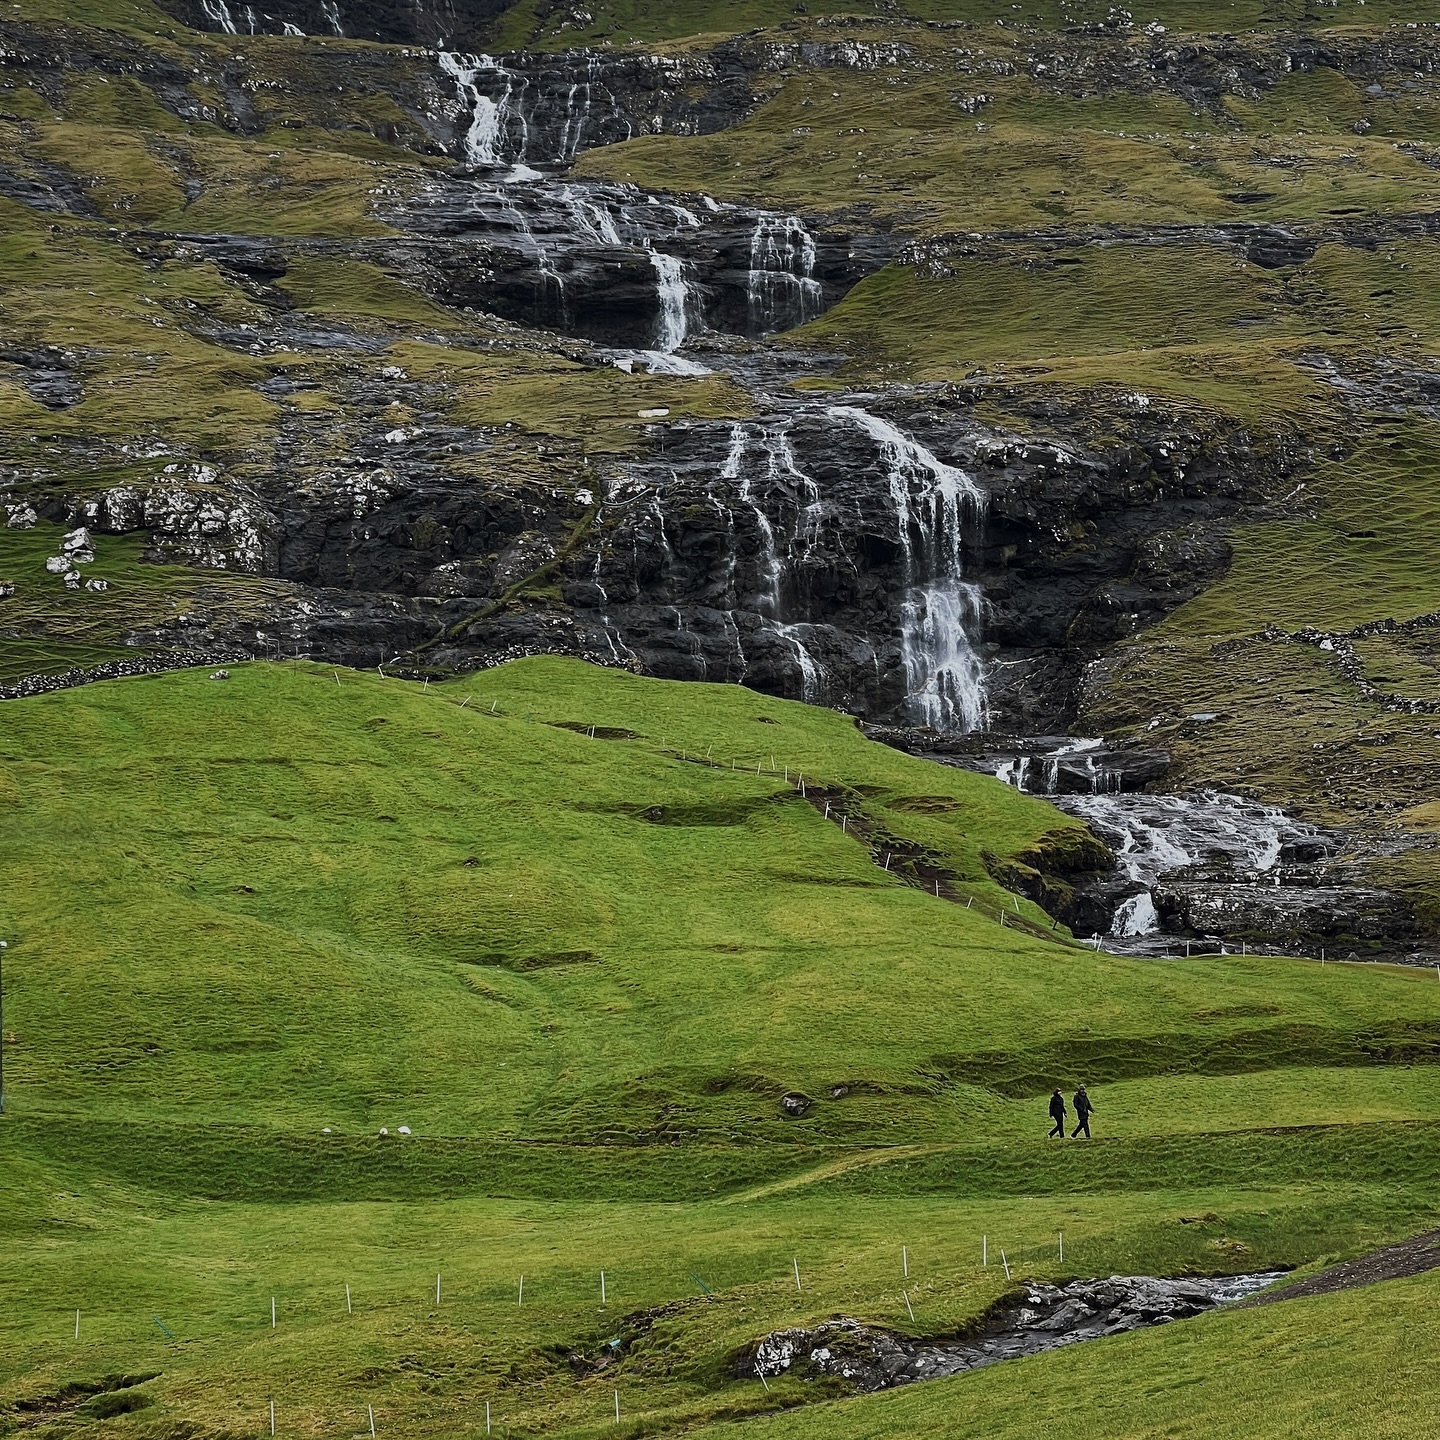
[716, 422, 826, 698]
[555, 82, 588, 162]
[995, 738, 1114, 794]
[748, 217, 825, 335]
[440, 53, 516, 166]
[200, 0, 237, 33]
[649, 252, 695, 352]
[319, 0, 344, 35]
[829, 406, 987, 732]
[1056, 790, 1317, 937]
[556, 183, 624, 245]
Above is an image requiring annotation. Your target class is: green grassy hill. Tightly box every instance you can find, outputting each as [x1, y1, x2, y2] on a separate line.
[3, 658, 1440, 1437]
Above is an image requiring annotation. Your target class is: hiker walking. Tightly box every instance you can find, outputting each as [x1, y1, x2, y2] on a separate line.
[1071, 1085, 1094, 1139]
[1047, 1088, 1066, 1138]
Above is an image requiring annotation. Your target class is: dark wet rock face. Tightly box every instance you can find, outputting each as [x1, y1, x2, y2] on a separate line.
[159, 0, 512, 48]
[0, 347, 85, 410]
[384, 173, 895, 346]
[742, 1274, 1280, 1394]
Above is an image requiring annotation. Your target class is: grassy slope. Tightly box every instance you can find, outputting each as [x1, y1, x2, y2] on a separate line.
[499, 0, 1438, 48]
[3, 659, 1440, 1437]
[687, 1267, 1440, 1440]
[1083, 419, 1440, 919]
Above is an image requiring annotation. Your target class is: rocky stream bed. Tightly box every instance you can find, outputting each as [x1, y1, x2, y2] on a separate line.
[743, 1273, 1282, 1394]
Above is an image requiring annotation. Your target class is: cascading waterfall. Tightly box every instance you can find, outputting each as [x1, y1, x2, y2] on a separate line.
[829, 406, 987, 732]
[716, 422, 826, 701]
[649, 252, 696, 352]
[493, 194, 567, 324]
[200, 0, 238, 34]
[319, 0, 344, 35]
[748, 217, 825, 335]
[556, 186, 624, 245]
[440, 53, 520, 167]
[555, 82, 588, 162]
[1062, 790, 1317, 938]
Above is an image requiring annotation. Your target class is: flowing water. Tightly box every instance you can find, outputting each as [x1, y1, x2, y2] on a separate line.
[983, 739, 1328, 943]
[427, 55, 992, 732]
[828, 406, 988, 732]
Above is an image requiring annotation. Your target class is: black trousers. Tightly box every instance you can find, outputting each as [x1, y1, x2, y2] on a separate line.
[1071, 1114, 1091, 1138]
[1048, 1118, 1064, 1137]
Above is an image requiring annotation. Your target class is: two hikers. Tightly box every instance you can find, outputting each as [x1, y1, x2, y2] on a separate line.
[1047, 1086, 1095, 1139]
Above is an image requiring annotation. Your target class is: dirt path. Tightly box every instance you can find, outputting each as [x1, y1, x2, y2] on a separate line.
[1246, 1228, 1440, 1306]
[722, 1144, 953, 1205]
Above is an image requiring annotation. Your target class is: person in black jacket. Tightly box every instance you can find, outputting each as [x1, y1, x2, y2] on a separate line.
[1071, 1085, 1095, 1139]
[1047, 1088, 1066, 1138]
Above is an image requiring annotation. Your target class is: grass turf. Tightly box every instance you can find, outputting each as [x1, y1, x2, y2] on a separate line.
[2, 659, 1440, 1437]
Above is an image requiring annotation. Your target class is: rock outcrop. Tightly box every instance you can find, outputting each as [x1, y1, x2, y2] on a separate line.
[740, 1273, 1280, 1394]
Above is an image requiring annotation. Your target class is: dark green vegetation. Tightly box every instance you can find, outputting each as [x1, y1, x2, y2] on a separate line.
[4, 659, 1440, 1437]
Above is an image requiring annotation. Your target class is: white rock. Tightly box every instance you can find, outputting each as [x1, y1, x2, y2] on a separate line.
[45, 555, 70, 573]
[60, 526, 92, 552]
[638, 407, 670, 418]
[63, 571, 82, 589]
[5, 506, 36, 529]
[378, 1127, 389, 1136]
[397, 1125, 412, 1135]
[84, 578, 108, 592]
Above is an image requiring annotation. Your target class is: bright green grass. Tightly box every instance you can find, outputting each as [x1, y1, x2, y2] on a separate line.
[686, 1267, 1440, 1440]
[4, 659, 1440, 1437]
[23, 656, 1430, 1142]
[3, 1172, 1430, 1438]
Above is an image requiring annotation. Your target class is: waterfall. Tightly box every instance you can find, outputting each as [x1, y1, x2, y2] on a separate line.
[649, 252, 695, 352]
[319, 0, 344, 35]
[200, 0, 238, 33]
[829, 406, 987, 732]
[717, 423, 826, 701]
[748, 217, 824, 336]
[440, 53, 519, 166]
[493, 194, 566, 324]
[556, 184, 623, 245]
